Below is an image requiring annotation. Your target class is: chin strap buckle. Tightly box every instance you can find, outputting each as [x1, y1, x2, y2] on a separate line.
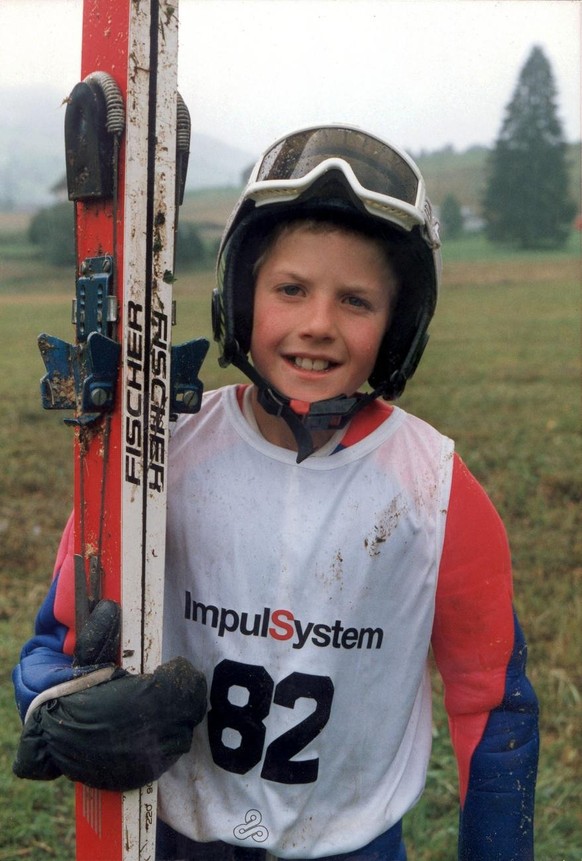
[288, 399, 310, 417]
[232, 348, 386, 463]
[260, 388, 382, 463]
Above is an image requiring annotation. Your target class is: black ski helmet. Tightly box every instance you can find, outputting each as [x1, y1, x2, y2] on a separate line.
[211, 125, 442, 459]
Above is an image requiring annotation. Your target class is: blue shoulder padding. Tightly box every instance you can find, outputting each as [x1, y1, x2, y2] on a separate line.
[458, 611, 539, 860]
[12, 576, 74, 721]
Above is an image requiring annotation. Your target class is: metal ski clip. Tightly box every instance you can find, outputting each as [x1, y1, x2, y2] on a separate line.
[74, 255, 117, 342]
[39, 256, 120, 424]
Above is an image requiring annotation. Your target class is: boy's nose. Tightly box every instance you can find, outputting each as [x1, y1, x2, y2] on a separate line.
[299, 296, 337, 340]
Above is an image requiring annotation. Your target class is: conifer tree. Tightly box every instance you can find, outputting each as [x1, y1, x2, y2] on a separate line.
[441, 194, 464, 239]
[483, 46, 575, 249]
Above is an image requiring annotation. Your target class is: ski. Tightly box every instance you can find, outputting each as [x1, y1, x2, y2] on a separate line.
[38, 1, 207, 858]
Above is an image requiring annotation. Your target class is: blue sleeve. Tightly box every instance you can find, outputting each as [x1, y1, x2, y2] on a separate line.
[458, 612, 539, 861]
[12, 574, 75, 721]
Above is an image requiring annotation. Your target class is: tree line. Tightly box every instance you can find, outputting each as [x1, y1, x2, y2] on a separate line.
[28, 205, 214, 269]
[29, 45, 577, 264]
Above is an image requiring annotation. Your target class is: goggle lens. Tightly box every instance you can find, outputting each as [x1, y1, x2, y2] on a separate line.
[256, 127, 420, 207]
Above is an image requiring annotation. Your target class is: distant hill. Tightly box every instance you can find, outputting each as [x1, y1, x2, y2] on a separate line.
[415, 146, 491, 211]
[1, 86, 579, 216]
[0, 88, 66, 211]
[0, 86, 254, 211]
[415, 143, 581, 216]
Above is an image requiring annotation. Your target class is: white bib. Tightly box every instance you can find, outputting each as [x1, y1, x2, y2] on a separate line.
[159, 387, 454, 858]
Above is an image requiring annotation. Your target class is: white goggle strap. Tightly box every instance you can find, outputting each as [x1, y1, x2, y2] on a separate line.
[245, 159, 427, 233]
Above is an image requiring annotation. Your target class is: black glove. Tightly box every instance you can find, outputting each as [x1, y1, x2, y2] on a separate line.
[13, 600, 207, 791]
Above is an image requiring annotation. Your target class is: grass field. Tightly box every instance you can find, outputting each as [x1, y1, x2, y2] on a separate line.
[0, 218, 581, 859]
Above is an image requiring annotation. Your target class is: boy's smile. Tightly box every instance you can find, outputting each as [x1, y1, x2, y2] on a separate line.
[249, 224, 397, 448]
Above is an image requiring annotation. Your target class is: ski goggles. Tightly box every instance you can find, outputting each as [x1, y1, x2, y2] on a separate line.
[245, 125, 430, 233]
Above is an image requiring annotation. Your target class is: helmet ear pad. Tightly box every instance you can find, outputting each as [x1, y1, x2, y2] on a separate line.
[217, 203, 268, 358]
[370, 227, 437, 396]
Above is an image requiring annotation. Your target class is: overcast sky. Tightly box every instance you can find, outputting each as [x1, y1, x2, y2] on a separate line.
[1, 0, 580, 158]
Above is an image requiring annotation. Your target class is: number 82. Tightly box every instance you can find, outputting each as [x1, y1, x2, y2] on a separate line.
[207, 659, 335, 785]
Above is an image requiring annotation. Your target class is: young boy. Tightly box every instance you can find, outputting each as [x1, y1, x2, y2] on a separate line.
[13, 125, 539, 860]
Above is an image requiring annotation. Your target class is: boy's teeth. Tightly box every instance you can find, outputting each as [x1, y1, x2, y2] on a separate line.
[294, 357, 330, 371]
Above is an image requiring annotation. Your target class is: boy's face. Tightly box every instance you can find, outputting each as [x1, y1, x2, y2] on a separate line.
[250, 225, 395, 405]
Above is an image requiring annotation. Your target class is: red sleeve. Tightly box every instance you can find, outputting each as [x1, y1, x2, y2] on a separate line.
[52, 511, 78, 655]
[432, 454, 514, 806]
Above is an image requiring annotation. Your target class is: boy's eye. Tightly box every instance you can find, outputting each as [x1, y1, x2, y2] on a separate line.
[280, 283, 303, 296]
[345, 295, 371, 310]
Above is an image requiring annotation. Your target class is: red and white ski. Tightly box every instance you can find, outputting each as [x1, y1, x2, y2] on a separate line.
[38, 1, 207, 858]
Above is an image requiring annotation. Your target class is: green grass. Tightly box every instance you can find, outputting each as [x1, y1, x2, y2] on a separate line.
[398, 260, 582, 859]
[442, 227, 581, 262]
[1, 223, 581, 859]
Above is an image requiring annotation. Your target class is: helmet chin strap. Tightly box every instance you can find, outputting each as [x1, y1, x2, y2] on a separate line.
[230, 347, 387, 463]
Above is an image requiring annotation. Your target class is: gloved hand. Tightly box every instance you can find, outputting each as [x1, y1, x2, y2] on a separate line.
[13, 655, 207, 790]
[13, 600, 207, 791]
